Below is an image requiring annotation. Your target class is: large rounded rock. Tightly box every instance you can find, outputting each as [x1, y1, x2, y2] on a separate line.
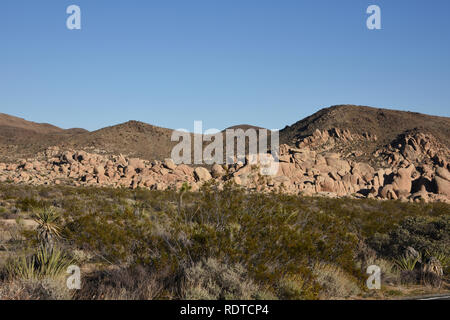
[94, 165, 105, 176]
[124, 165, 136, 177]
[380, 184, 398, 200]
[318, 175, 336, 193]
[194, 167, 212, 182]
[128, 158, 145, 170]
[352, 162, 375, 181]
[325, 157, 351, 173]
[163, 158, 177, 170]
[116, 154, 128, 167]
[434, 176, 450, 197]
[277, 162, 303, 180]
[392, 165, 415, 196]
[62, 151, 75, 164]
[211, 164, 225, 178]
[436, 167, 450, 181]
[173, 164, 194, 177]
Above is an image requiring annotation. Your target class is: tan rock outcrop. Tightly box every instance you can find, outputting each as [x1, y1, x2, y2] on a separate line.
[211, 164, 226, 178]
[434, 176, 450, 197]
[194, 167, 212, 182]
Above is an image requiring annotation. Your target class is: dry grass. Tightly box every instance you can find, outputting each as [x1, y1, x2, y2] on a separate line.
[313, 262, 361, 299]
[182, 258, 269, 300]
[0, 278, 72, 300]
[75, 265, 165, 300]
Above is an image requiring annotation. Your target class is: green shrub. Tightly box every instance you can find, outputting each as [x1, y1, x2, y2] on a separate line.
[369, 215, 450, 260]
[1, 182, 449, 300]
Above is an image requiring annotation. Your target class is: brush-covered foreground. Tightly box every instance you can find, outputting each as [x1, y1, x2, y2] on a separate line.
[0, 182, 448, 300]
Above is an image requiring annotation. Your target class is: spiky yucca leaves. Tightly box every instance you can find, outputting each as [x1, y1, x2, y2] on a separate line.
[6, 246, 74, 280]
[393, 255, 420, 271]
[33, 206, 62, 248]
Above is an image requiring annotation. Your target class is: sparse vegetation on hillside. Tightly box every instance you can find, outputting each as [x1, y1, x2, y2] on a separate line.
[2, 105, 449, 164]
[280, 105, 450, 150]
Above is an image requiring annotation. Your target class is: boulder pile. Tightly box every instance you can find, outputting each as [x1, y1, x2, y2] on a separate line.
[0, 130, 449, 203]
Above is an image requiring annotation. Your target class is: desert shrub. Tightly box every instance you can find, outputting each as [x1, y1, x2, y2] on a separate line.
[399, 270, 419, 285]
[424, 249, 450, 275]
[182, 183, 360, 284]
[182, 258, 266, 300]
[76, 265, 164, 300]
[368, 215, 450, 260]
[421, 271, 443, 288]
[276, 274, 318, 300]
[16, 197, 47, 212]
[0, 278, 72, 300]
[62, 204, 179, 269]
[368, 258, 399, 286]
[0, 209, 19, 219]
[312, 262, 361, 299]
[1, 182, 449, 300]
[61, 183, 359, 294]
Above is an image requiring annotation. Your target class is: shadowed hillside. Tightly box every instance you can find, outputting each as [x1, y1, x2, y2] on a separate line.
[0, 113, 87, 162]
[60, 120, 177, 161]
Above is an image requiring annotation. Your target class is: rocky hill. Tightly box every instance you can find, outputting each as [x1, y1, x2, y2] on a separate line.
[280, 105, 450, 166]
[0, 106, 449, 203]
[3, 105, 448, 165]
[281, 105, 450, 147]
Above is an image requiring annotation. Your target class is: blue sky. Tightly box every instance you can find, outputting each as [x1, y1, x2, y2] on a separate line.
[1, 0, 449, 131]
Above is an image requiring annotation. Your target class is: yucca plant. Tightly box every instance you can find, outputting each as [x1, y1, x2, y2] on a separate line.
[393, 255, 420, 271]
[7, 246, 74, 280]
[33, 206, 62, 248]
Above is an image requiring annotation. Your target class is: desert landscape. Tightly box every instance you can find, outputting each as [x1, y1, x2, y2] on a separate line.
[1, 105, 449, 203]
[0, 104, 449, 300]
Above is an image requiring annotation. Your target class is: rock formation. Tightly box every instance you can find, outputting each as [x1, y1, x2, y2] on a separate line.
[0, 128, 449, 204]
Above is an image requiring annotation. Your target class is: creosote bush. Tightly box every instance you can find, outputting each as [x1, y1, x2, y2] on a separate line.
[312, 262, 361, 299]
[75, 265, 165, 300]
[0, 278, 72, 300]
[0, 182, 449, 299]
[182, 258, 266, 300]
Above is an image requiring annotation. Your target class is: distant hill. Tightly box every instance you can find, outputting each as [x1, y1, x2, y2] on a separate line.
[60, 120, 177, 161]
[280, 105, 450, 149]
[224, 124, 266, 132]
[0, 113, 88, 162]
[1, 105, 449, 163]
[0, 113, 65, 135]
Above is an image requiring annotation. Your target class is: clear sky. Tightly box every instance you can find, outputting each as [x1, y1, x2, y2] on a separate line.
[1, 0, 449, 131]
